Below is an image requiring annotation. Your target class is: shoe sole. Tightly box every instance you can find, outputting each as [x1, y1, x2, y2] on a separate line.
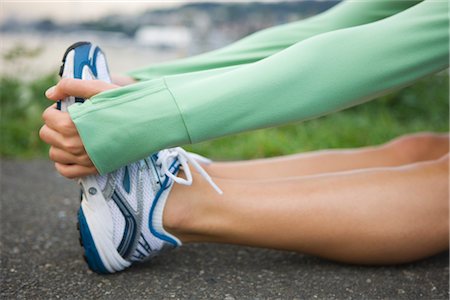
[78, 177, 130, 273]
[57, 41, 90, 111]
[58, 42, 130, 274]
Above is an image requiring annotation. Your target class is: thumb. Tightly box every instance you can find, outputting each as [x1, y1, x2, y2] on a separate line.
[45, 78, 118, 101]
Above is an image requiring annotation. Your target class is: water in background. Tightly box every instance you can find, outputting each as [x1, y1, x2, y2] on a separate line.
[1, 2, 342, 81]
[0, 31, 185, 80]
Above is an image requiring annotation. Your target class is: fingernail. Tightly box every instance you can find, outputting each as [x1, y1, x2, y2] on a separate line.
[45, 86, 55, 97]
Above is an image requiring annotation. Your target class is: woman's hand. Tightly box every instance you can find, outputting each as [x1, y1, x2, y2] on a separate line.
[40, 78, 119, 179]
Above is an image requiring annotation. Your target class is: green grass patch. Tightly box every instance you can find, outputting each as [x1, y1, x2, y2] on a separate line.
[0, 73, 448, 160]
[1, 74, 57, 158]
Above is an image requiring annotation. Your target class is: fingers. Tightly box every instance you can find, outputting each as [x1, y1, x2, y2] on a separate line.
[42, 105, 78, 135]
[41, 84, 103, 178]
[54, 162, 98, 179]
[49, 147, 94, 167]
[39, 125, 84, 155]
[39, 124, 66, 150]
[42, 78, 112, 179]
[40, 104, 85, 155]
[45, 78, 119, 101]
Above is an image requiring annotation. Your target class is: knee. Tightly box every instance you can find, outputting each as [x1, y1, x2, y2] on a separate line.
[386, 132, 449, 163]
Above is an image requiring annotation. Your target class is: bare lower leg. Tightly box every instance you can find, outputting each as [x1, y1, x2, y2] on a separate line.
[205, 132, 449, 179]
[164, 155, 449, 265]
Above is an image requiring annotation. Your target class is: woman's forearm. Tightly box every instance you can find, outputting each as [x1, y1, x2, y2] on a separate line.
[128, 0, 421, 80]
[69, 0, 447, 174]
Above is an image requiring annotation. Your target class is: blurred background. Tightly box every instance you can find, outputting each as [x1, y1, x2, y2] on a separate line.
[1, 1, 448, 160]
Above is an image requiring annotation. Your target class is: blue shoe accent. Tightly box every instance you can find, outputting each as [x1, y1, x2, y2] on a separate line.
[58, 41, 90, 77]
[148, 160, 181, 247]
[78, 208, 109, 274]
[73, 43, 97, 79]
[57, 41, 98, 110]
[123, 166, 131, 194]
[112, 191, 137, 258]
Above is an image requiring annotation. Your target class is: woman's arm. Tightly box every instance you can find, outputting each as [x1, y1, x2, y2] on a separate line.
[67, 0, 447, 174]
[128, 0, 421, 80]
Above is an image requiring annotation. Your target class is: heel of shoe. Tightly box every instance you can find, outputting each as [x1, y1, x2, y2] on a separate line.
[78, 208, 110, 274]
[77, 176, 131, 273]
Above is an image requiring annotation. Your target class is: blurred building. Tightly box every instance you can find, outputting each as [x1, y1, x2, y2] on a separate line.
[135, 26, 192, 49]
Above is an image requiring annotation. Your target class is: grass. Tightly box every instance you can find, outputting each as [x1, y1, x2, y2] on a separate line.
[0, 72, 448, 160]
[1, 74, 57, 158]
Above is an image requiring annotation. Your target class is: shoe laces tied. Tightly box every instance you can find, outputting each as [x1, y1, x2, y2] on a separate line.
[155, 147, 223, 195]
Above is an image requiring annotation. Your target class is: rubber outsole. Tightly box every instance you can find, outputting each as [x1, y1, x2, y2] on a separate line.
[78, 208, 110, 274]
[58, 42, 111, 274]
[56, 41, 90, 111]
[58, 41, 90, 77]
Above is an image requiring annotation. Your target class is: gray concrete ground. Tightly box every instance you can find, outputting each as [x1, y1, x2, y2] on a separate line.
[1, 159, 448, 299]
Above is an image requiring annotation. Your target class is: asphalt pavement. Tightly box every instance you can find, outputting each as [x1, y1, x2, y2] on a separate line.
[1, 159, 449, 299]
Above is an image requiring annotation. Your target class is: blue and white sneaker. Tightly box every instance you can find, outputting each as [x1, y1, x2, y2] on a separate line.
[58, 42, 222, 274]
[57, 41, 111, 110]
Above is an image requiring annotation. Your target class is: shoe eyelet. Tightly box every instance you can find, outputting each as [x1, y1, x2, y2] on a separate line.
[88, 187, 97, 195]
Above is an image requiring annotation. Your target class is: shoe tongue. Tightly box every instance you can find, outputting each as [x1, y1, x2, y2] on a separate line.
[153, 151, 180, 176]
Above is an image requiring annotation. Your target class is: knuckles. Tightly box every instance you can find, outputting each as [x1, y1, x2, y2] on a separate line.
[62, 139, 78, 154]
[63, 138, 83, 155]
[58, 78, 72, 91]
[78, 153, 89, 165]
[58, 116, 76, 134]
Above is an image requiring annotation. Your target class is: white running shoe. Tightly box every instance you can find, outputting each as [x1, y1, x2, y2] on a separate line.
[58, 42, 222, 274]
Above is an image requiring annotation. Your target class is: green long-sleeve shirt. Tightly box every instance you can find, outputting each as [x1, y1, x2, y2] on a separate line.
[68, 0, 449, 174]
[128, 0, 421, 80]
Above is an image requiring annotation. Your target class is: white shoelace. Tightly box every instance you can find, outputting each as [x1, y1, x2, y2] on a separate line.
[155, 147, 223, 195]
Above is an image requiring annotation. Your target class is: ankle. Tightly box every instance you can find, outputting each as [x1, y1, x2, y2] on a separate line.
[162, 171, 221, 243]
[162, 185, 196, 243]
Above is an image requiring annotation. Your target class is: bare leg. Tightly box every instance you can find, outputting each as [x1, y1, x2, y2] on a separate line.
[164, 154, 449, 265]
[206, 132, 449, 179]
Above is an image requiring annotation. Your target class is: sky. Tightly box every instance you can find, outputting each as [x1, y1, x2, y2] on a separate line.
[1, 1, 183, 23]
[0, 0, 295, 23]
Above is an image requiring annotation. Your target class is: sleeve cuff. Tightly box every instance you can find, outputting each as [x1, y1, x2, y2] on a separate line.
[68, 78, 191, 174]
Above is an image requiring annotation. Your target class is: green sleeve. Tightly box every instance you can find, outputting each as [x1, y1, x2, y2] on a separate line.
[128, 0, 421, 80]
[69, 0, 448, 174]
